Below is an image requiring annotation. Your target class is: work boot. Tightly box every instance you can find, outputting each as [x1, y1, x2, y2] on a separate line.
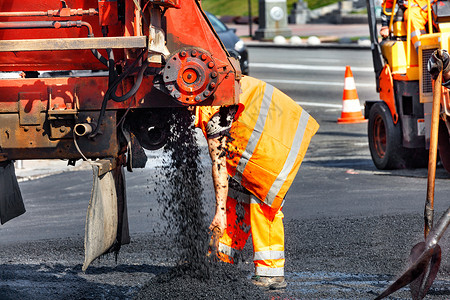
[251, 275, 287, 290]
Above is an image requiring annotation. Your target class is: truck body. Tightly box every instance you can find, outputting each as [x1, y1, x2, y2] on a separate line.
[0, 0, 241, 269]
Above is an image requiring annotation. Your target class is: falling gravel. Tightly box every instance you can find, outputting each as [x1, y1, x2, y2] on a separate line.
[134, 108, 266, 299]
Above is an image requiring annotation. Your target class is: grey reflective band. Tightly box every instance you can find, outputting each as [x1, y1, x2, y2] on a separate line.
[218, 242, 236, 257]
[250, 194, 260, 205]
[411, 30, 422, 38]
[414, 41, 421, 50]
[255, 266, 284, 276]
[265, 109, 310, 206]
[254, 250, 285, 261]
[234, 84, 274, 183]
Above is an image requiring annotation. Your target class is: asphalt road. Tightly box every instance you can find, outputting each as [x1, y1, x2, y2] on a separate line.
[1, 47, 449, 299]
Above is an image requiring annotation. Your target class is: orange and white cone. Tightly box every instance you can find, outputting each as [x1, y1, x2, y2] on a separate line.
[338, 66, 367, 124]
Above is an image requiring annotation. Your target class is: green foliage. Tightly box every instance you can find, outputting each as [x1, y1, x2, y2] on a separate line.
[306, 0, 340, 10]
[201, 0, 339, 17]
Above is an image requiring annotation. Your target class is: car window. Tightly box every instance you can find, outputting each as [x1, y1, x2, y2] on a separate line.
[205, 12, 228, 33]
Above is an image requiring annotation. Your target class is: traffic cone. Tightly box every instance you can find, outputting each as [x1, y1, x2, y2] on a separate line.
[338, 66, 367, 124]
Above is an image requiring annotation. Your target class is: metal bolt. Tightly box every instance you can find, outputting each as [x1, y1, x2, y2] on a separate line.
[210, 82, 216, 89]
[204, 91, 210, 97]
[192, 50, 198, 56]
[36, 126, 42, 132]
[208, 62, 215, 69]
[195, 96, 201, 101]
[23, 126, 29, 132]
[201, 54, 207, 61]
[211, 72, 218, 78]
[180, 51, 186, 57]
[60, 126, 66, 133]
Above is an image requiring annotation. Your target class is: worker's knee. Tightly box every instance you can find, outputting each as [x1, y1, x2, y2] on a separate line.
[404, 7, 428, 30]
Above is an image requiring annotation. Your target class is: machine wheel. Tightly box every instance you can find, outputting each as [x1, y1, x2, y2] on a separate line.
[368, 102, 408, 169]
[438, 120, 450, 173]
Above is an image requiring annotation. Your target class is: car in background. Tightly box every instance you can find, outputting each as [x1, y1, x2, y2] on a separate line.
[205, 11, 249, 75]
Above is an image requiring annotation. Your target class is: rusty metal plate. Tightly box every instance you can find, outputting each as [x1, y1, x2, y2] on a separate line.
[0, 111, 119, 160]
[19, 92, 44, 126]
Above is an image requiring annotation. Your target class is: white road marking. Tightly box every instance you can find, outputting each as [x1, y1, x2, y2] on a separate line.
[250, 63, 373, 72]
[260, 78, 376, 88]
[295, 101, 342, 108]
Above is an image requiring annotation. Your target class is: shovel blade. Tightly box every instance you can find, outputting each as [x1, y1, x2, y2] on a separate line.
[410, 242, 442, 300]
[374, 245, 436, 300]
[82, 164, 118, 271]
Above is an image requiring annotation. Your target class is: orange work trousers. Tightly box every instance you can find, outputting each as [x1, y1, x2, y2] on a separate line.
[404, 6, 428, 51]
[216, 188, 285, 276]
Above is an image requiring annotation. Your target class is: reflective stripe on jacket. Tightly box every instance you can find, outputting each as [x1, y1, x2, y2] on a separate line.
[195, 76, 319, 210]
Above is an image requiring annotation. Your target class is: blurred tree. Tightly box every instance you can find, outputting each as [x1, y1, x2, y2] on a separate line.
[201, 0, 339, 17]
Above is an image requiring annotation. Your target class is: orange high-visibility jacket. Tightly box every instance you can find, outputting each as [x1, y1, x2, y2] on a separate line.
[195, 76, 319, 210]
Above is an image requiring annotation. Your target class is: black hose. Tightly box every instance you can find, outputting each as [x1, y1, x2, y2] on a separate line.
[107, 48, 117, 85]
[89, 50, 147, 138]
[91, 49, 108, 66]
[111, 60, 148, 102]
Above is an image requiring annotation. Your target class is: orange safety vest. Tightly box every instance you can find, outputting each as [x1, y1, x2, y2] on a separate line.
[195, 76, 319, 210]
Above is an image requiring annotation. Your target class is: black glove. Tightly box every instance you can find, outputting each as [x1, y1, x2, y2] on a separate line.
[428, 49, 450, 79]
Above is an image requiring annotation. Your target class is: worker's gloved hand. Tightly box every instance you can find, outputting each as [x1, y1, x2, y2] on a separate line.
[428, 49, 450, 79]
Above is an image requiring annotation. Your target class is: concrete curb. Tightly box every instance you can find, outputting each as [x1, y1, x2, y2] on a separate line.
[15, 160, 91, 183]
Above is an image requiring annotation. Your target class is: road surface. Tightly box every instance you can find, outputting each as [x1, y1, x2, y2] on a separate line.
[1, 47, 449, 299]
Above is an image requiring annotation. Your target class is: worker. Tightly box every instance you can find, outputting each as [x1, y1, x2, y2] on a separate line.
[379, 0, 436, 51]
[428, 49, 450, 84]
[194, 76, 319, 289]
[379, 0, 394, 39]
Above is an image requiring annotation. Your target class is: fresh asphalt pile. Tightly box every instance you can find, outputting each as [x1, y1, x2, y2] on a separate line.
[134, 261, 264, 300]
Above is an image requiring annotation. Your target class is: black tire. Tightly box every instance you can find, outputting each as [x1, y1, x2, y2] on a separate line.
[368, 102, 408, 169]
[438, 120, 450, 173]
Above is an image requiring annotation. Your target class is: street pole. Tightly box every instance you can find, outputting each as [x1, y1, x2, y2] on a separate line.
[248, 0, 253, 38]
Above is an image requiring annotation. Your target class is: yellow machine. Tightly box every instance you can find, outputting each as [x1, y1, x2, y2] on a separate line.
[365, 0, 450, 172]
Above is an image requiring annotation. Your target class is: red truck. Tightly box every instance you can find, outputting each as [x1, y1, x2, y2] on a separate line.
[0, 0, 241, 270]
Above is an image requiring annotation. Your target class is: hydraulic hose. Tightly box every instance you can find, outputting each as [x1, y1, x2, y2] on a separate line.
[0, 20, 93, 34]
[0, 8, 97, 18]
[89, 50, 147, 138]
[111, 60, 148, 102]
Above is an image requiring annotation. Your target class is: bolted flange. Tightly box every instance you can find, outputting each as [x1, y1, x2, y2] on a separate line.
[162, 48, 219, 105]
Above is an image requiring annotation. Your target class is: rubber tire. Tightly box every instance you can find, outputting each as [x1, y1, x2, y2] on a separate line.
[368, 102, 408, 169]
[438, 120, 450, 173]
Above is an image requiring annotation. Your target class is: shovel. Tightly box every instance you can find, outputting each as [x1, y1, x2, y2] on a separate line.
[375, 71, 448, 299]
[374, 206, 449, 300]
